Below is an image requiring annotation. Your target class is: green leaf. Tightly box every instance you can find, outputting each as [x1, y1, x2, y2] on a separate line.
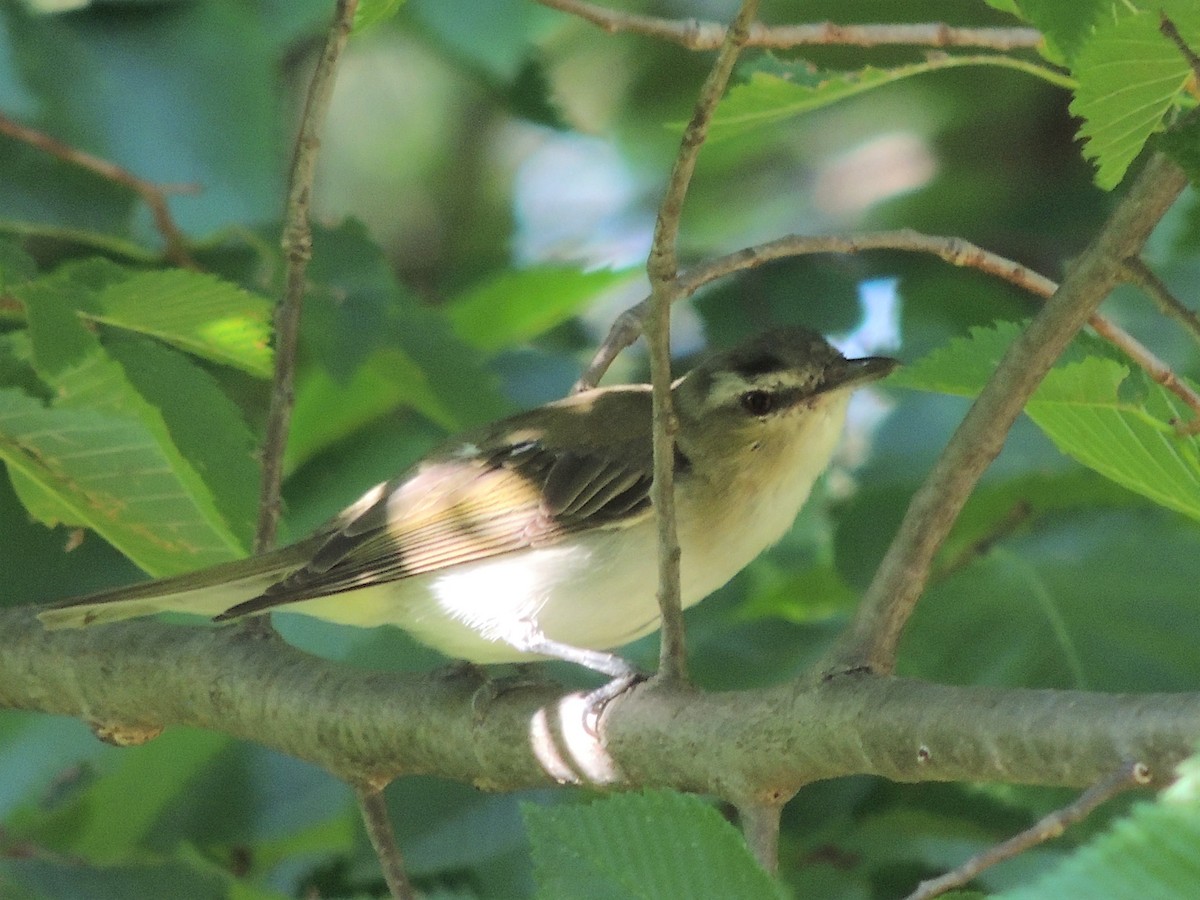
[523, 790, 785, 900]
[708, 56, 1073, 142]
[740, 563, 858, 623]
[0, 238, 35, 290]
[88, 269, 274, 376]
[1013, 0, 1108, 64]
[287, 345, 457, 473]
[1000, 768, 1200, 898]
[1157, 116, 1200, 188]
[1069, 3, 1200, 190]
[894, 322, 1200, 523]
[4, 278, 254, 572]
[985, 0, 1022, 17]
[446, 266, 636, 352]
[9, 728, 229, 863]
[307, 219, 510, 431]
[353, 0, 407, 34]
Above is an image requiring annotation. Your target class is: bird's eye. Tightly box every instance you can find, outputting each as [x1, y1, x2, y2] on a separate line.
[740, 390, 774, 416]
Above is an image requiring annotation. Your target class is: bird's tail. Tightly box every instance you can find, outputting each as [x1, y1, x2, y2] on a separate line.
[37, 542, 313, 630]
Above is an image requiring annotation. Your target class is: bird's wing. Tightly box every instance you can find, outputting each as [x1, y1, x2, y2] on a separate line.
[216, 439, 653, 618]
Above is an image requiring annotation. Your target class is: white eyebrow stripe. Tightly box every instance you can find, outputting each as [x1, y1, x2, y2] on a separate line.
[705, 370, 816, 407]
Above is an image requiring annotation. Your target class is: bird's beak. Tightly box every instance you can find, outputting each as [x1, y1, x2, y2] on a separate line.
[820, 355, 901, 393]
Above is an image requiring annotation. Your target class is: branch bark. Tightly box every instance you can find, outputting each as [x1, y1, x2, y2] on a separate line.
[0, 608, 1194, 804]
[256, 0, 357, 554]
[643, 0, 759, 684]
[0, 112, 199, 268]
[536, 0, 1043, 52]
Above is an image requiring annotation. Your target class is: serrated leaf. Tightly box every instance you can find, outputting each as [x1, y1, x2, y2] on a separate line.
[88, 269, 274, 376]
[0, 388, 246, 573]
[1014, 0, 1108, 65]
[523, 790, 784, 900]
[708, 56, 1073, 142]
[1070, 3, 1200, 190]
[4, 279, 253, 572]
[894, 322, 1200, 522]
[446, 266, 636, 352]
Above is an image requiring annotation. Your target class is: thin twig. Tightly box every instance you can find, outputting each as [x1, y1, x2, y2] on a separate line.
[575, 229, 1200, 431]
[644, 0, 758, 685]
[0, 112, 200, 268]
[1124, 257, 1200, 347]
[1086, 311, 1200, 434]
[536, 0, 1043, 52]
[575, 230, 1054, 391]
[828, 153, 1188, 675]
[739, 801, 783, 874]
[354, 783, 416, 900]
[255, 0, 357, 554]
[932, 499, 1033, 585]
[904, 761, 1150, 900]
[1161, 15, 1200, 83]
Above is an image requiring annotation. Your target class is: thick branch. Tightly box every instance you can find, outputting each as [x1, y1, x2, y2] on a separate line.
[829, 153, 1188, 675]
[0, 608, 1196, 803]
[536, 0, 1043, 52]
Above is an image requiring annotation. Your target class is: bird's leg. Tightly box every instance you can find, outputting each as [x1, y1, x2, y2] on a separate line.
[514, 632, 645, 734]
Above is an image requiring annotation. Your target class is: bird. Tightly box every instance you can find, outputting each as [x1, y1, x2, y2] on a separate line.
[39, 327, 898, 688]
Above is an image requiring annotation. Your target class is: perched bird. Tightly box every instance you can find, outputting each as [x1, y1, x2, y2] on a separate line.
[40, 328, 897, 686]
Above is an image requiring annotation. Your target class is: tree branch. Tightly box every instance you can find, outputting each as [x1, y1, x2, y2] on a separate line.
[1124, 257, 1200, 349]
[828, 152, 1188, 676]
[577, 230, 1200, 429]
[904, 761, 1150, 900]
[536, 0, 1043, 52]
[256, 0, 357, 554]
[739, 802, 783, 874]
[354, 783, 416, 900]
[0, 112, 199, 269]
[575, 230, 1056, 391]
[0, 608, 1194, 801]
[643, 0, 758, 684]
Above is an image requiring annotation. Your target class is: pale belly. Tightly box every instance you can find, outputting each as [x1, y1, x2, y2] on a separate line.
[283, 512, 758, 664]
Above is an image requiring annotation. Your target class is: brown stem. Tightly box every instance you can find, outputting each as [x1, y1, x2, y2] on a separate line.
[536, 0, 1043, 52]
[255, 0, 358, 555]
[828, 153, 1188, 676]
[644, 0, 759, 684]
[1161, 15, 1200, 82]
[739, 801, 783, 874]
[904, 761, 1150, 900]
[0, 112, 199, 268]
[1123, 257, 1200, 348]
[354, 783, 416, 900]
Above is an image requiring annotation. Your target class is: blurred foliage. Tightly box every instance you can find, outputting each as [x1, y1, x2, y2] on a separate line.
[0, 0, 1199, 897]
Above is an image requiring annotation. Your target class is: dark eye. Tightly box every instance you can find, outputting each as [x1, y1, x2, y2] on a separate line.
[740, 390, 774, 416]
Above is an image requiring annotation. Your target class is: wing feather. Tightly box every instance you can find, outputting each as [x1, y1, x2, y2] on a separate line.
[217, 437, 652, 618]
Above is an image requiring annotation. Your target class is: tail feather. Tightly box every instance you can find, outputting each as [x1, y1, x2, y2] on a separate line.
[37, 544, 311, 630]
